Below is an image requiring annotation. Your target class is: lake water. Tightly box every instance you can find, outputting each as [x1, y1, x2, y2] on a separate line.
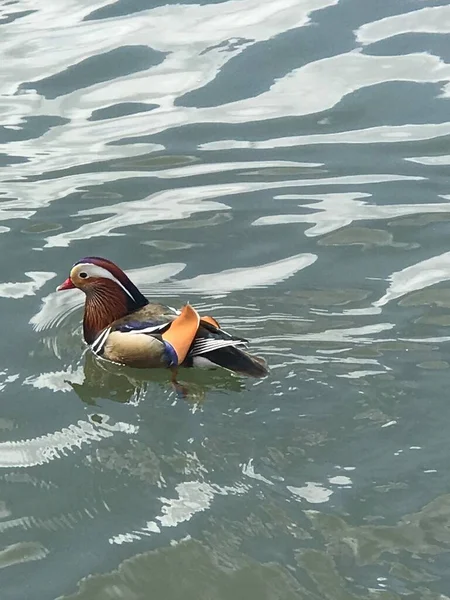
[1, 0, 450, 598]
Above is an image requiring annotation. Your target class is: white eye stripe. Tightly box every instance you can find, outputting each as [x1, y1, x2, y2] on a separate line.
[76, 263, 136, 302]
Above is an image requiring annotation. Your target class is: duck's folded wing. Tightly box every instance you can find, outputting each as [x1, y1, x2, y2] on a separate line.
[91, 305, 201, 366]
[188, 319, 249, 358]
[115, 321, 171, 334]
[189, 336, 248, 357]
[91, 320, 171, 355]
[187, 328, 267, 377]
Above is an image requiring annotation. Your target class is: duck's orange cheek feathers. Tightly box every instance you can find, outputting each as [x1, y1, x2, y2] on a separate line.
[57, 277, 76, 291]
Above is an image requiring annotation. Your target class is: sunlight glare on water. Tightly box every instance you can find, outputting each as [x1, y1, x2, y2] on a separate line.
[1, 0, 450, 598]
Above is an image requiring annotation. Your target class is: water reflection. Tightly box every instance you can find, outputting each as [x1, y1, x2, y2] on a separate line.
[70, 351, 246, 406]
[0, 413, 136, 469]
[55, 538, 302, 600]
[1, 0, 450, 598]
[253, 192, 450, 237]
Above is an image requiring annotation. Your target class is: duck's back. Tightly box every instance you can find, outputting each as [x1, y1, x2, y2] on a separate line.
[97, 302, 269, 377]
[114, 303, 178, 329]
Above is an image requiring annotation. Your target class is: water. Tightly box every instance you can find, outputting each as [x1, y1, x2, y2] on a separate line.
[1, 0, 450, 597]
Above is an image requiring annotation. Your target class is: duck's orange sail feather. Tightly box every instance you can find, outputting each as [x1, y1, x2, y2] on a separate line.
[200, 315, 221, 329]
[162, 304, 200, 364]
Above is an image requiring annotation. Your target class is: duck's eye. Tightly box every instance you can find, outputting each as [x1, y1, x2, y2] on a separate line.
[79, 272, 88, 279]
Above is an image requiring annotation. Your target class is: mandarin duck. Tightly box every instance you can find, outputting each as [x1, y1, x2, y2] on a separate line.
[57, 257, 269, 385]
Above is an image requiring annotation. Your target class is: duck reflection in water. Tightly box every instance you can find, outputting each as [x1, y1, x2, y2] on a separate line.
[69, 351, 246, 406]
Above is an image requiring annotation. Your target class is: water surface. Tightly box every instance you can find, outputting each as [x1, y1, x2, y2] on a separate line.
[1, 0, 450, 598]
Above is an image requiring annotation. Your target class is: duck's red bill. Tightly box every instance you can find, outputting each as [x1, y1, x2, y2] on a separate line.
[57, 278, 75, 291]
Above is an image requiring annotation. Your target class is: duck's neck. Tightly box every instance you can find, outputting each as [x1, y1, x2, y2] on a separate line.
[82, 282, 148, 345]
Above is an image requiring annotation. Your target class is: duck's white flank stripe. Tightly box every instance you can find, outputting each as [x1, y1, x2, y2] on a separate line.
[91, 326, 112, 355]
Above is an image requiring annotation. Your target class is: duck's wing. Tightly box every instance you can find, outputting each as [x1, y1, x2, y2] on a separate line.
[92, 304, 200, 366]
[90, 319, 171, 358]
[118, 304, 249, 361]
[90, 303, 268, 377]
[117, 303, 179, 325]
[90, 304, 175, 356]
[186, 321, 268, 378]
[189, 322, 248, 357]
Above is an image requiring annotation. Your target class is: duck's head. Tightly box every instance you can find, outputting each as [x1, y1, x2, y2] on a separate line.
[57, 257, 148, 342]
[57, 256, 144, 300]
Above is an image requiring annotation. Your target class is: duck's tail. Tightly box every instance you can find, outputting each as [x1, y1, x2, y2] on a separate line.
[205, 346, 269, 378]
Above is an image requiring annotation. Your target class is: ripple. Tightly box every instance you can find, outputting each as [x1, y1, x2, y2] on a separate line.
[287, 482, 333, 504]
[0, 541, 48, 569]
[318, 226, 415, 249]
[0, 416, 136, 468]
[202, 122, 450, 150]
[306, 491, 450, 562]
[242, 460, 277, 486]
[24, 366, 85, 393]
[22, 45, 166, 99]
[43, 186, 230, 248]
[57, 538, 302, 599]
[109, 480, 247, 546]
[374, 250, 450, 308]
[88, 101, 158, 121]
[2, 0, 450, 597]
[32, 253, 315, 336]
[158, 481, 216, 528]
[40, 168, 319, 248]
[34, 174, 423, 248]
[0, 0, 336, 183]
[189, 51, 450, 128]
[406, 154, 450, 166]
[176, 253, 317, 295]
[0, 271, 55, 299]
[253, 192, 450, 237]
[356, 5, 450, 45]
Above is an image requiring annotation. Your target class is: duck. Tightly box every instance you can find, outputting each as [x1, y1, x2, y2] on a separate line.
[56, 257, 269, 386]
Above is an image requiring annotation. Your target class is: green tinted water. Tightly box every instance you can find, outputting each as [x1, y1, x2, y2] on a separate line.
[1, 1, 450, 598]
